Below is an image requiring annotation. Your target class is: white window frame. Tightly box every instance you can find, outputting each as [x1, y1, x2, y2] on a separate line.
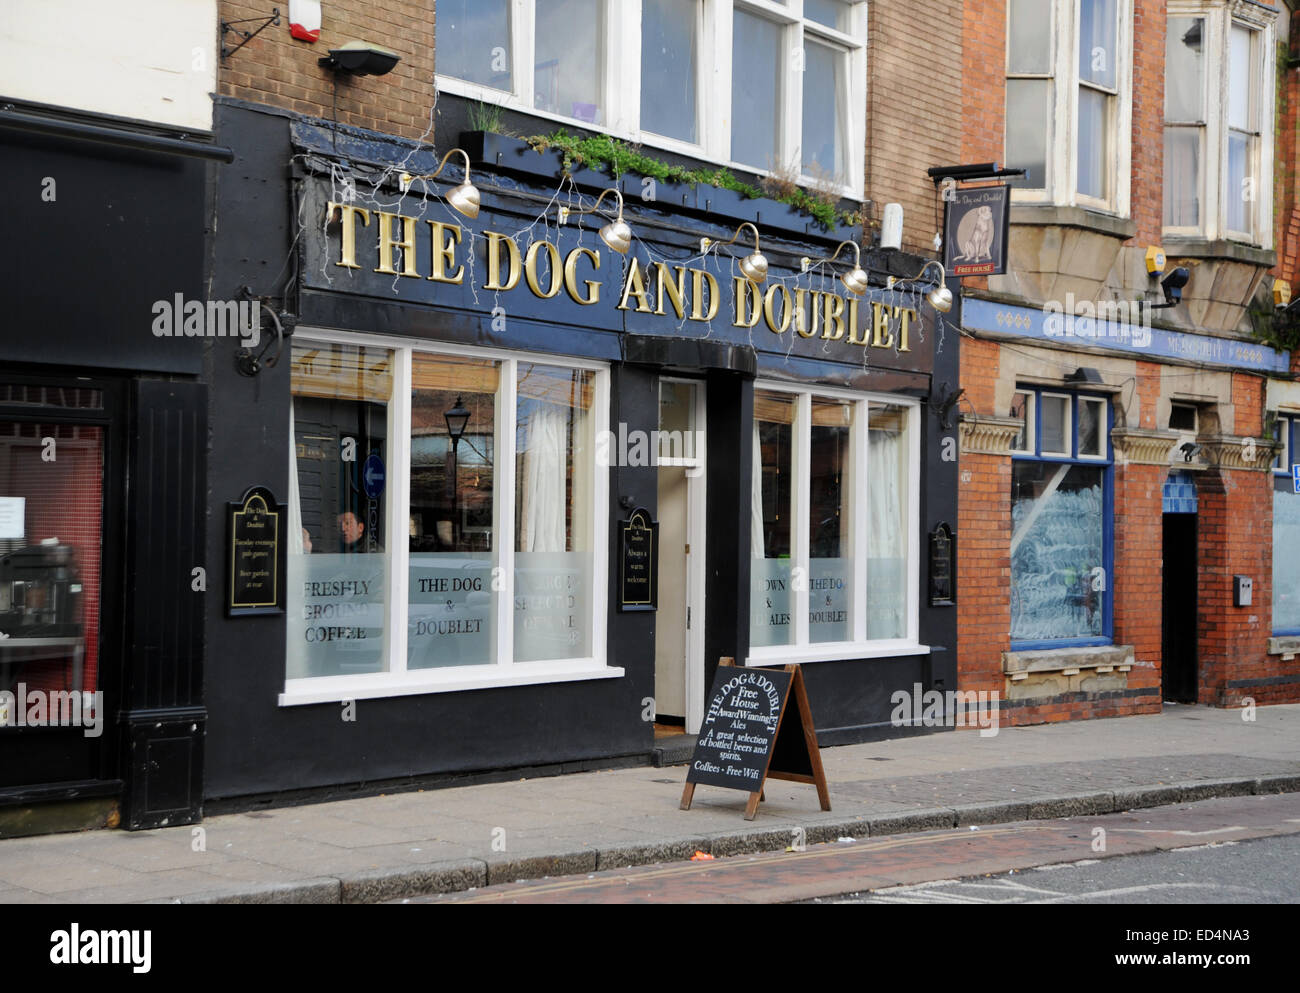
[1011, 387, 1036, 453]
[1164, 0, 1276, 246]
[281, 328, 618, 705]
[1005, 0, 1134, 216]
[747, 382, 926, 667]
[434, 0, 868, 201]
[1077, 396, 1108, 460]
[1040, 391, 1073, 457]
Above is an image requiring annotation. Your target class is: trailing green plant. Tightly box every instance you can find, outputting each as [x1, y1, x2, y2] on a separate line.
[523, 130, 857, 230]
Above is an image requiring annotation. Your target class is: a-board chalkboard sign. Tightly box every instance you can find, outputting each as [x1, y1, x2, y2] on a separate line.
[618, 508, 658, 612]
[226, 485, 286, 617]
[681, 658, 830, 820]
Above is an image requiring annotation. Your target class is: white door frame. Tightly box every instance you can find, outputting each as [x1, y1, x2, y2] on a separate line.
[658, 377, 707, 734]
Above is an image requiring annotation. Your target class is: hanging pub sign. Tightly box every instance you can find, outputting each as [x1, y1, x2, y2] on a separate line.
[943, 185, 1011, 277]
[618, 507, 658, 612]
[226, 486, 286, 617]
[681, 659, 831, 821]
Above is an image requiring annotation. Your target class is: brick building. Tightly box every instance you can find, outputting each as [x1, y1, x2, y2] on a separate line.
[955, 0, 1300, 726]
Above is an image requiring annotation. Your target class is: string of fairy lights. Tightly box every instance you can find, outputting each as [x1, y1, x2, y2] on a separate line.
[286, 133, 954, 377]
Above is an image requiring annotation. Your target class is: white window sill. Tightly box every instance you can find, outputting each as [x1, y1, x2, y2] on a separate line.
[746, 642, 930, 666]
[279, 660, 624, 706]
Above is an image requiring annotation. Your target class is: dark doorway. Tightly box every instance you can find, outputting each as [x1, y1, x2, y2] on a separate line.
[1162, 514, 1198, 703]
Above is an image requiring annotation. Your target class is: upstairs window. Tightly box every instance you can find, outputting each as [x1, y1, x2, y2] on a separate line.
[1005, 0, 1133, 214]
[435, 0, 868, 199]
[1163, 3, 1276, 246]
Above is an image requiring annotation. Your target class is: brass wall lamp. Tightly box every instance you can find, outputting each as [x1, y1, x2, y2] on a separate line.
[400, 148, 481, 219]
[558, 188, 633, 254]
[700, 222, 768, 283]
[890, 259, 953, 313]
[800, 240, 869, 296]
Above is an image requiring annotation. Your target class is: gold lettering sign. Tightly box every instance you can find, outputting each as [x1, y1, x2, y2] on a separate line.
[322, 204, 919, 354]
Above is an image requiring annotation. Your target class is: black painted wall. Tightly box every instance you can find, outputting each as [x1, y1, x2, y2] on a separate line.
[202, 99, 959, 801]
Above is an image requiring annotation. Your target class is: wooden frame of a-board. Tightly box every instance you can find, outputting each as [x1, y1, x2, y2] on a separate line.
[680, 658, 831, 821]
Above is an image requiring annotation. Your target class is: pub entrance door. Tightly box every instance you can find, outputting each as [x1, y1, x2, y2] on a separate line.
[653, 379, 706, 734]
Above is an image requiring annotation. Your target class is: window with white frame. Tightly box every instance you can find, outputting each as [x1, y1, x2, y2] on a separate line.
[1005, 0, 1133, 214]
[284, 335, 612, 702]
[1163, 3, 1276, 245]
[749, 386, 921, 663]
[434, 0, 868, 197]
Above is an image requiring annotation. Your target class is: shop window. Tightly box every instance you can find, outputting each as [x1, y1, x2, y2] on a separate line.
[0, 415, 104, 716]
[1163, 5, 1276, 245]
[436, 0, 868, 199]
[1273, 414, 1300, 635]
[750, 386, 920, 662]
[1010, 388, 1113, 647]
[1005, 0, 1132, 214]
[287, 337, 611, 701]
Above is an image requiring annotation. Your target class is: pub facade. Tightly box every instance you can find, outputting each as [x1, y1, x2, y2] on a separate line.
[201, 0, 965, 804]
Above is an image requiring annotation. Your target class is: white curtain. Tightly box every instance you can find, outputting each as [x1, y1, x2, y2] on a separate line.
[288, 401, 304, 555]
[869, 429, 903, 559]
[519, 403, 567, 553]
[751, 421, 765, 559]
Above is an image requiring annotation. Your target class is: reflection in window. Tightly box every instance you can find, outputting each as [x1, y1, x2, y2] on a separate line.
[437, 0, 512, 90]
[408, 355, 498, 670]
[810, 400, 852, 643]
[751, 390, 795, 648]
[535, 0, 604, 123]
[802, 39, 847, 180]
[731, 9, 782, 170]
[1274, 490, 1300, 634]
[0, 420, 103, 711]
[1005, 0, 1052, 190]
[641, 0, 699, 143]
[1011, 463, 1105, 641]
[288, 342, 392, 678]
[1163, 16, 1204, 228]
[868, 403, 908, 640]
[515, 365, 595, 662]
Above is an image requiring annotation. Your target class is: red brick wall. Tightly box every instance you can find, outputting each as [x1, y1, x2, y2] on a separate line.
[1196, 468, 1276, 706]
[1111, 462, 1163, 699]
[956, 452, 1010, 699]
[1274, 7, 1298, 285]
[1129, 0, 1166, 248]
[218, 0, 436, 141]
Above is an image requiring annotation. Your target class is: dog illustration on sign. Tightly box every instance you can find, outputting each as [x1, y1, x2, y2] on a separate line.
[953, 205, 995, 265]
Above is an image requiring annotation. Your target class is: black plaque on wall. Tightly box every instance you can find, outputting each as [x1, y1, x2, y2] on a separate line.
[618, 508, 658, 612]
[226, 486, 286, 616]
[929, 521, 956, 607]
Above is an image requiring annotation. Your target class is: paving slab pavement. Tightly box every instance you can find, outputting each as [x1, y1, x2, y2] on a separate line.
[0, 703, 1296, 903]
